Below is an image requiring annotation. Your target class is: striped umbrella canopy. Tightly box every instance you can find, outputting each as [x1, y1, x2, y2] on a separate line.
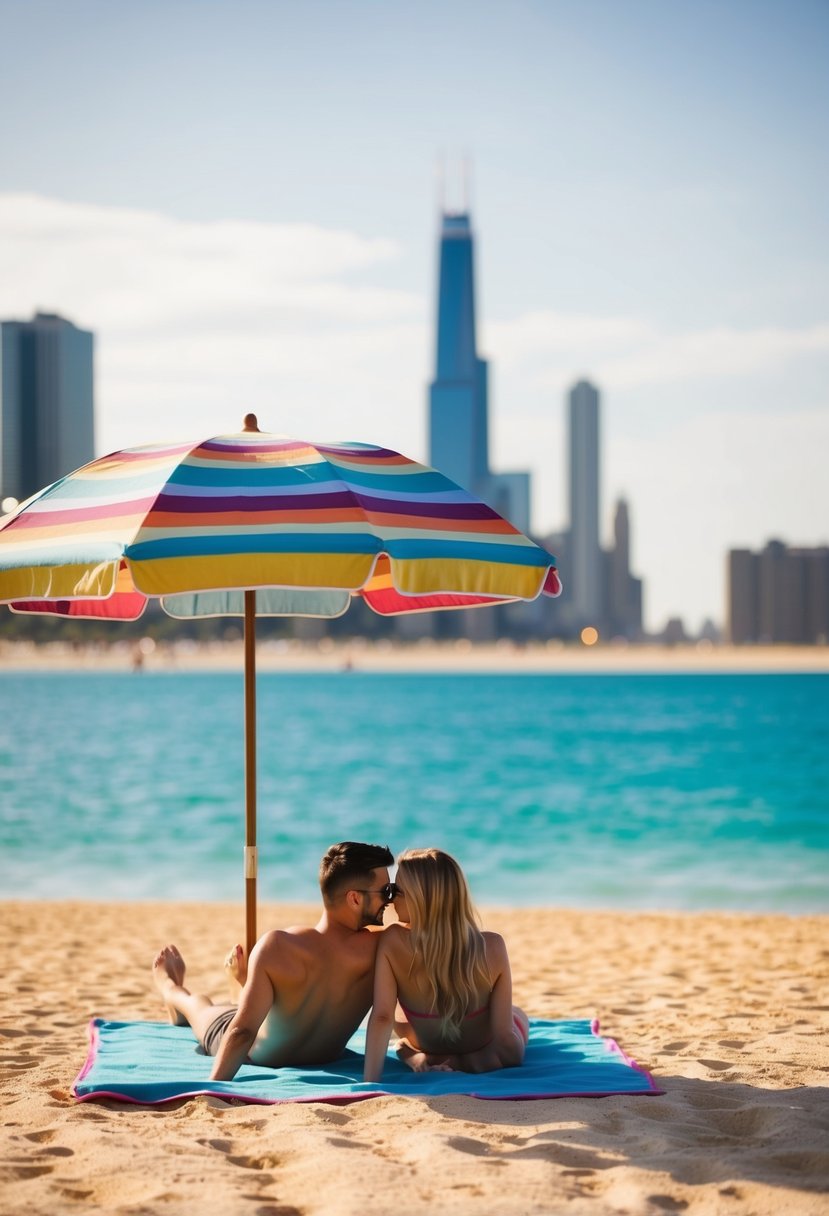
[0, 416, 561, 950]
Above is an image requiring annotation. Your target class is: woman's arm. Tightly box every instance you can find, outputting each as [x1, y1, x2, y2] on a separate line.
[484, 933, 514, 1034]
[363, 935, 399, 1082]
[453, 933, 525, 1074]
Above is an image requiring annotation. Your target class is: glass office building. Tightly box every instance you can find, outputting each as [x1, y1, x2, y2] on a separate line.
[0, 312, 94, 505]
[428, 212, 529, 533]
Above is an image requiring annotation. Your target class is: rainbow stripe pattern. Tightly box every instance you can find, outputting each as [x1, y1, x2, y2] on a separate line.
[0, 430, 561, 620]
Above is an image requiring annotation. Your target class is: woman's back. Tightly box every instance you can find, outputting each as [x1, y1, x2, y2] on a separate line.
[380, 922, 500, 1055]
[363, 848, 528, 1079]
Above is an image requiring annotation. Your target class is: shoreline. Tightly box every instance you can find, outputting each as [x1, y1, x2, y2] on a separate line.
[3, 638, 829, 673]
[5, 894, 826, 919]
[2, 899, 827, 1215]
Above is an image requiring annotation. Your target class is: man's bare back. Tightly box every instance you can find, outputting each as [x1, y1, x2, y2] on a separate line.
[151, 842, 394, 1082]
[224, 919, 381, 1068]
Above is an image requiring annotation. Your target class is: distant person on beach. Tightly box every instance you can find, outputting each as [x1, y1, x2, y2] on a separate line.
[152, 841, 394, 1081]
[363, 848, 529, 1082]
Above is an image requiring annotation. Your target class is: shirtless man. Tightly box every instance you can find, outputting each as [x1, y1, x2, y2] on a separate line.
[151, 841, 394, 1082]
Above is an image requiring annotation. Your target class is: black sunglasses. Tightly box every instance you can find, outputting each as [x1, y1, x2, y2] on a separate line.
[356, 882, 401, 903]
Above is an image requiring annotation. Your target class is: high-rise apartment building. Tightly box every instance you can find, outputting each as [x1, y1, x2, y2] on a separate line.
[428, 211, 530, 534]
[728, 540, 829, 644]
[568, 379, 602, 625]
[0, 312, 95, 505]
[555, 379, 643, 639]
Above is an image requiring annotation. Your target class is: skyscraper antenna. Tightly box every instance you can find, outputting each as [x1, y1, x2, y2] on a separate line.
[462, 154, 473, 214]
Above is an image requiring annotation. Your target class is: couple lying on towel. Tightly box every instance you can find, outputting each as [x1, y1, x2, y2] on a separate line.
[153, 842, 529, 1084]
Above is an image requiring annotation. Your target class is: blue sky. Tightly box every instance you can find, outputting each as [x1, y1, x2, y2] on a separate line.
[1, 0, 827, 631]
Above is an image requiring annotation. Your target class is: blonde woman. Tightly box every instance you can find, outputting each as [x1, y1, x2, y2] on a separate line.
[363, 848, 529, 1081]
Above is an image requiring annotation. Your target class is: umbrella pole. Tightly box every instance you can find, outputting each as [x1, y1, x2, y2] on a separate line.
[244, 589, 257, 960]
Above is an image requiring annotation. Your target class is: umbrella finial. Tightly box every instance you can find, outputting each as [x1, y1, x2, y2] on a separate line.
[242, 414, 260, 432]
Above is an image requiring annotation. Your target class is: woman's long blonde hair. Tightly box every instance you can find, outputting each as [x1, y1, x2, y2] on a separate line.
[396, 848, 491, 1042]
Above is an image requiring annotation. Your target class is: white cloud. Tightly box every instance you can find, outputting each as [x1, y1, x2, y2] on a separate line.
[485, 311, 651, 364]
[0, 193, 429, 453]
[99, 322, 429, 452]
[0, 193, 416, 329]
[599, 324, 829, 389]
[484, 308, 829, 393]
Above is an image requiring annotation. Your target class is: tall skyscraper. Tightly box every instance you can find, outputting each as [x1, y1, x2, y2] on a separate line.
[429, 213, 488, 493]
[428, 211, 530, 533]
[568, 379, 602, 625]
[0, 311, 95, 504]
[608, 498, 643, 638]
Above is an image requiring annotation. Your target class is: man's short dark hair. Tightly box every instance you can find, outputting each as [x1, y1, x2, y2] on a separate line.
[319, 841, 394, 903]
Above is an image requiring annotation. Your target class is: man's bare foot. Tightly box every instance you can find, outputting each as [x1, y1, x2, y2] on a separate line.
[152, 944, 188, 1026]
[224, 943, 247, 999]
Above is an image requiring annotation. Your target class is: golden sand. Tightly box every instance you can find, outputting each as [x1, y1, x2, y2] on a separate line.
[1, 900, 827, 1215]
[2, 638, 829, 673]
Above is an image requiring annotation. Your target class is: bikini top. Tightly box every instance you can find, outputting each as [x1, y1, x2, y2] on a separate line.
[399, 1001, 488, 1022]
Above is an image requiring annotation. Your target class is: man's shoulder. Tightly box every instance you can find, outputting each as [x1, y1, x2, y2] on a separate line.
[256, 926, 318, 959]
[252, 927, 319, 983]
[260, 923, 377, 955]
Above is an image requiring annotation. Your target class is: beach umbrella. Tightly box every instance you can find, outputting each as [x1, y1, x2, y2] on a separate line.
[0, 416, 561, 953]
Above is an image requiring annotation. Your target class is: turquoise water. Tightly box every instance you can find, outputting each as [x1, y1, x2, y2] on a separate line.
[0, 670, 826, 912]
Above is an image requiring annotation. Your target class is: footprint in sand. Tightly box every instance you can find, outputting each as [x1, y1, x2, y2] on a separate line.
[196, 1137, 232, 1152]
[227, 1151, 281, 1171]
[6, 1159, 56, 1181]
[706, 1105, 779, 1137]
[446, 1136, 491, 1156]
[311, 1108, 350, 1127]
[765, 1149, 829, 1175]
[684, 1089, 742, 1112]
[629, 1101, 676, 1123]
[23, 1129, 56, 1144]
[325, 1136, 369, 1150]
[647, 1193, 689, 1211]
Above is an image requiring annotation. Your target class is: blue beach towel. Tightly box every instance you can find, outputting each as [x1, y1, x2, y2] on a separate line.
[72, 1017, 663, 1105]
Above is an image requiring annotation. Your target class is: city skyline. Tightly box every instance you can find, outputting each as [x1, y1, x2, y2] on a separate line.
[0, 0, 826, 632]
